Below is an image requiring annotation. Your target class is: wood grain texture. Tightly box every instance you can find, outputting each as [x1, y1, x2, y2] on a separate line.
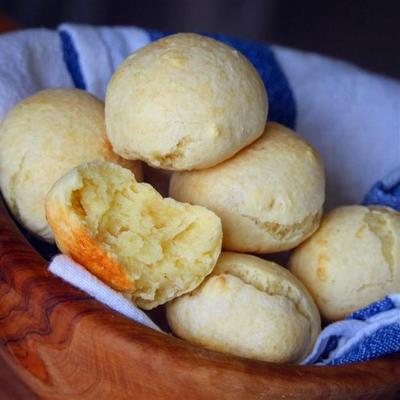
[0, 354, 36, 399]
[0, 198, 399, 400]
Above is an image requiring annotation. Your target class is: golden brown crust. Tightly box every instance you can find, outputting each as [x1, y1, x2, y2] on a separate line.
[289, 205, 400, 321]
[105, 33, 267, 171]
[46, 201, 133, 291]
[166, 252, 321, 363]
[0, 88, 143, 242]
[170, 122, 325, 253]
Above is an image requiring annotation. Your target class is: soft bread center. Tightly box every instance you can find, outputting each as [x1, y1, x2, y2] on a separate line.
[70, 165, 218, 307]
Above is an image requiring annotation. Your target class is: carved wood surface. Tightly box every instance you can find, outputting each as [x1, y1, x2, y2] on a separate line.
[0, 198, 399, 399]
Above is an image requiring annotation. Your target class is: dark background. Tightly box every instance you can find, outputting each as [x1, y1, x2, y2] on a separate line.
[0, 0, 399, 78]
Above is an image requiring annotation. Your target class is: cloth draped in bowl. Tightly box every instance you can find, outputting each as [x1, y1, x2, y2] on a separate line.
[0, 23, 399, 365]
[302, 294, 400, 365]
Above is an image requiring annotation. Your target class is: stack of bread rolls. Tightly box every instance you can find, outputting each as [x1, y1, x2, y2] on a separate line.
[0, 33, 399, 364]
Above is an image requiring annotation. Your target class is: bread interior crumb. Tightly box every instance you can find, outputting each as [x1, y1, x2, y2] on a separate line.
[70, 163, 220, 309]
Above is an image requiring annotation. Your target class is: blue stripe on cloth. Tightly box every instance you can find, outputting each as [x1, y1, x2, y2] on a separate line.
[363, 180, 400, 211]
[148, 30, 296, 129]
[309, 295, 400, 365]
[328, 324, 400, 366]
[349, 297, 396, 321]
[148, 30, 169, 42]
[59, 30, 87, 90]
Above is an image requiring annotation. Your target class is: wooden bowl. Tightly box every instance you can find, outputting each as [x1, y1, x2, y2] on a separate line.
[0, 196, 399, 400]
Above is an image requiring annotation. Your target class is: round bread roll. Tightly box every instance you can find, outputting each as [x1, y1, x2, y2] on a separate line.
[166, 252, 321, 363]
[170, 122, 325, 253]
[289, 205, 400, 321]
[45, 161, 222, 309]
[0, 88, 142, 242]
[105, 33, 267, 171]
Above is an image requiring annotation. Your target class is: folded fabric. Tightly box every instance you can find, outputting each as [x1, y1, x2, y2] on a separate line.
[363, 167, 400, 211]
[1, 23, 400, 365]
[50, 255, 161, 332]
[302, 294, 400, 365]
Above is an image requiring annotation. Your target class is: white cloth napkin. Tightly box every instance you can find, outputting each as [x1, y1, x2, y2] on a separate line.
[273, 47, 400, 209]
[0, 28, 73, 118]
[58, 23, 149, 99]
[50, 255, 161, 331]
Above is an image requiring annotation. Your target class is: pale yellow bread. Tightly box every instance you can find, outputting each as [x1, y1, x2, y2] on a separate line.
[167, 252, 321, 363]
[0, 88, 142, 242]
[105, 33, 267, 170]
[170, 122, 325, 253]
[45, 161, 222, 309]
[289, 205, 400, 321]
